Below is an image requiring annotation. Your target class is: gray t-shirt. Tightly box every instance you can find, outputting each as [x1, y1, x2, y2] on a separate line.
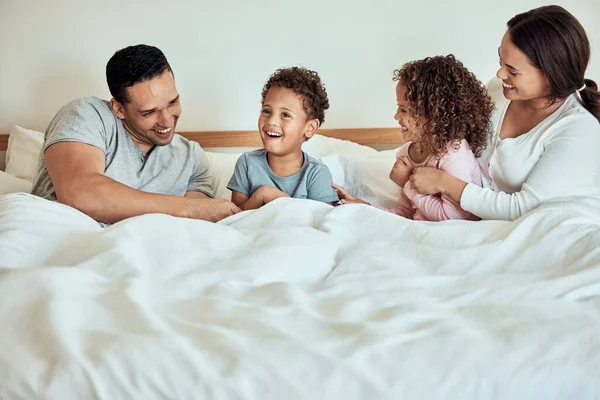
[227, 149, 339, 203]
[31, 97, 214, 201]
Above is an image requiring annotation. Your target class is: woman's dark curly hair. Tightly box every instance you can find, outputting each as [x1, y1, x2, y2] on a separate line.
[261, 67, 330, 126]
[393, 55, 494, 158]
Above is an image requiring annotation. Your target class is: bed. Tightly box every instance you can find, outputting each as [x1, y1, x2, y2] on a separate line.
[1, 126, 600, 399]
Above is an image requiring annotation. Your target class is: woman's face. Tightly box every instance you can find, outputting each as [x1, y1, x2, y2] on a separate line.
[496, 31, 552, 102]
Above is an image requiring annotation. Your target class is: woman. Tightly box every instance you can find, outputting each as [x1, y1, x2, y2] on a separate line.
[410, 5, 600, 221]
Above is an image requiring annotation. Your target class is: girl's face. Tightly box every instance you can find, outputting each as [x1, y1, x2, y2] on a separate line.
[496, 31, 552, 102]
[394, 83, 422, 143]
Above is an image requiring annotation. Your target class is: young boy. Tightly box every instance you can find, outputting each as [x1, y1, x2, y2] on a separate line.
[227, 67, 339, 210]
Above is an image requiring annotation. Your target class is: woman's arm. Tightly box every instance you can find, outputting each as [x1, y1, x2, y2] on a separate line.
[411, 120, 600, 220]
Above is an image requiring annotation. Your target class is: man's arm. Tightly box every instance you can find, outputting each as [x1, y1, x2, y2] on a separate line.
[185, 191, 210, 199]
[46, 142, 239, 223]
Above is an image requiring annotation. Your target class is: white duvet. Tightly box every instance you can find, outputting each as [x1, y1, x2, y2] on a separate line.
[1, 193, 600, 399]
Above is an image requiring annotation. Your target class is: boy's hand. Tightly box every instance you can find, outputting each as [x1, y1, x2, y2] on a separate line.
[332, 183, 370, 205]
[257, 185, 290, 205]
[389, 156, 414, 188]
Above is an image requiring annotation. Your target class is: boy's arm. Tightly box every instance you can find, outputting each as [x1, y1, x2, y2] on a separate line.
[227, 154, 252, 208]
[231, 187, 289, 211]
[231, 190, 258, 211]
[306, 165, 340, 204]
[227, 154, 290, 210]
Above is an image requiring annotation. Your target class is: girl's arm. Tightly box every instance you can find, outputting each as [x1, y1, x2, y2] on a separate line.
[377, 191, 415, 219]
[405, 147, 479, 221]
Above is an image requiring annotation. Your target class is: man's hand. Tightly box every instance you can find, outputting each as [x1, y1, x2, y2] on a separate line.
[332, 183, 370, 205]
[389, 156, 414, 188]
[183, 197, 241, 222]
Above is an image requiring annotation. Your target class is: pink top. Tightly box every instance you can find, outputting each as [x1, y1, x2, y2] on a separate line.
[386, 140, 482, 221]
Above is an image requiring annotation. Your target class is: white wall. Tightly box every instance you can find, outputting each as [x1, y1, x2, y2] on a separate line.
[0, 0, 598, 133]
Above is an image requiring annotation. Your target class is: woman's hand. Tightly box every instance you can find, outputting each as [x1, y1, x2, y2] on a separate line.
[389, 156, 414, 188]
[332, 183, 370, 205]
[409, 167, 445, 195]
[410, 167, 469, 204]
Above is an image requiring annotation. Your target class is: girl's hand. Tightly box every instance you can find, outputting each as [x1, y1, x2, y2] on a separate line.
[409, 167, 444, 195]
[389, 156, 414, 188]
[332, 183, 370, 205]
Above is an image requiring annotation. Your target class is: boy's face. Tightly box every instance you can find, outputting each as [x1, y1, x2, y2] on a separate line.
[258, 86, 319, 157]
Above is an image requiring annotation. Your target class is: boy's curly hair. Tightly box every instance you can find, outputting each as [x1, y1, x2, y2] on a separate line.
[261, 67, 330, 126]
[393, 55, 494, 158]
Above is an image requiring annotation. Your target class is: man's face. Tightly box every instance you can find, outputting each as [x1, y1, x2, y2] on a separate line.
[111, 69, 181, 153]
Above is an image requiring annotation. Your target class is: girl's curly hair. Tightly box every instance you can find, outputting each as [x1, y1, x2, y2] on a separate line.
[393, 55, 494, 158]
[261, 67, 330, 125]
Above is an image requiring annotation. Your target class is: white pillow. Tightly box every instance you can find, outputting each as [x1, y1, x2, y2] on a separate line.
[303, 134, 402, 209]
[0, 170, 33, 195]
[302, 134, 378, 159]
[206, 151, 241, 200]
[321, 149, 402, 210]
[5, 125, 44, 182]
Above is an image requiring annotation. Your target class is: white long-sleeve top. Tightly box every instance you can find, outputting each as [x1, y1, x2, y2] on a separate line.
[460, 77, 600, 221]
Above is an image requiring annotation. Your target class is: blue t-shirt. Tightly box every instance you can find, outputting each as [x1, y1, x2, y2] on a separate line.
[227, 149, 339, 203]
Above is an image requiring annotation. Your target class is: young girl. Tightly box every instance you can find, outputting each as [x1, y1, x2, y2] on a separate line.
[334, 55, 494, 221]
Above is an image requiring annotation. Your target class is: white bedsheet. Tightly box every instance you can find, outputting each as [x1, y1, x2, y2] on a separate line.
[1, 193, 599, 399]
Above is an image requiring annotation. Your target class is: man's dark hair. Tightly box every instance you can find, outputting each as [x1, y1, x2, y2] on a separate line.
[106, 44, 173, 104]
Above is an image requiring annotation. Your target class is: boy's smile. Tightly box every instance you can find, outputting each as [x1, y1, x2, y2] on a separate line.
[265, 131, 283, 138]
[258, 86, 317, 157]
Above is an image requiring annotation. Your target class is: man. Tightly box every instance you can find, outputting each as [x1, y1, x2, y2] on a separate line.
[31, 44, 240, 224]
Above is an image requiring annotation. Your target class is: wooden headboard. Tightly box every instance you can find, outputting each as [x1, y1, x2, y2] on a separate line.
[0, 127, 401, 150]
